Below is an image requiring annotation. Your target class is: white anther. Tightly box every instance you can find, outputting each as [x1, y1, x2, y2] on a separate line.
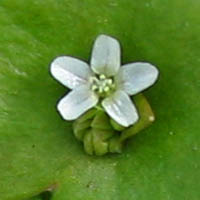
[99, 87, 103, 93]
[104, 86, 110, 92]
[99, 74, 106, 80]
[107, 79, 113, 85]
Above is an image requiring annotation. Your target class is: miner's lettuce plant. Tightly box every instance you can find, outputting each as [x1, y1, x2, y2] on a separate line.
[0, 0, 199, 199]
[50, 35, 159, 155]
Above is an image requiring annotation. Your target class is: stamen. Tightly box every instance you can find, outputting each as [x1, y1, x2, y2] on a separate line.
[107, 79, 113, 85]
[99, 87, 103, 93]
[99, 74, 106, 80]
[104, 86, 110, 92]
[90, 75, 115, 96]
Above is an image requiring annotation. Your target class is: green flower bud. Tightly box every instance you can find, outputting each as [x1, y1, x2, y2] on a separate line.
[72, 94, 155, 156]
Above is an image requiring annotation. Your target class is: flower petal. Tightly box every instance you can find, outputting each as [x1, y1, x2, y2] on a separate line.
[116, 62, 159, 95]
[50, 56, 93, 89]
[57, 86, 98, 120]
[102, 90, 139, 127]
[91, 34, 121, 77]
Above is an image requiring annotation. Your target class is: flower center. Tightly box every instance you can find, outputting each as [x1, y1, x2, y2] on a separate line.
[90, 74, 115, 96]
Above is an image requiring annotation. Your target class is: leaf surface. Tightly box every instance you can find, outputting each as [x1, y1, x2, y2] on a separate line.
[0, 0, 200, 199]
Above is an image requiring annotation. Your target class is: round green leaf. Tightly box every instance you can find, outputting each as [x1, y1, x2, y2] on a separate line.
[0, 0, 200, 200]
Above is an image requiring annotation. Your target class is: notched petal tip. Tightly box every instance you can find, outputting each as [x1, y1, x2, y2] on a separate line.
[147, 62, 159, 81]
[57, 101, 75, 121]
[50, 56, 60, 76]
[91, 34, 121, 77]
[125, 112, 139, 127]
[50, 56, 92, 89]
[120, 110, 139, 127]
[50, 56, 68, 74]
[95, 34, 117, 42]
[56, 86, 99, 121]
[116, 62, 159, 96]
[141, 62, 160, 87]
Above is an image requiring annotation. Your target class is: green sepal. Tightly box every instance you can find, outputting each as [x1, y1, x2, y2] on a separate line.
[91, 111, 113, 130]
[73, 120, 92, 141]
[76, 108, 97, 124]
[74, 128, 90, 141]
[83, 130, 93, 155]
[73, 93, 155, 156]
[109, 136, 123, 153]
[120, 94, 155, 142]
[92, 128, 116, 156]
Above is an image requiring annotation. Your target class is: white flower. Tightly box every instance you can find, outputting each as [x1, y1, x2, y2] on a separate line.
[50, 35, 159, 127]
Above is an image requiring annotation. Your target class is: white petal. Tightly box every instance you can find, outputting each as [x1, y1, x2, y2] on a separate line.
[57, 86, 98, 120]
[50, 56, 93, 89]
[116, 62, 159, 95]
[102, 90, 139, 127]
[91, 34, 121, 77]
